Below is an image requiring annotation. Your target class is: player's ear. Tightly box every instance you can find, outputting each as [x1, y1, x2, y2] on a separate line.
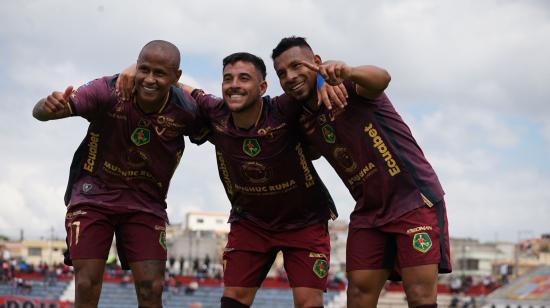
[175, 69, 182, 83]
[259, 80, 268, 96]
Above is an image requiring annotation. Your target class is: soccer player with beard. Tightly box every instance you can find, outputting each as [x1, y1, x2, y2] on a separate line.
[271, 37, 451, 308]
[117, 52, 347, 308]
[191, 52, 336, 308]
[32, 40, 205, 308]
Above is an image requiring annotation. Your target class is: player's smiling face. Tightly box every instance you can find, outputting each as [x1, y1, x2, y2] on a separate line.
[135, 48, 181, 109]
[274, 46, 319, 103]
[222, 61, 267, 113]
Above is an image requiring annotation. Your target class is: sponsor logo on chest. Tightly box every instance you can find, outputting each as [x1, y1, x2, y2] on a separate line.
[83, 132, 100, 172]
[364, 123, 401, 176]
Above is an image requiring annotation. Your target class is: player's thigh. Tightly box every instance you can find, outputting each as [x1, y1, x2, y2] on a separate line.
[223, 221, 277, 288]
[392, 206, 443, 304]
[223, 249, 277, 288]
[130, 260, 166, 282]
[65, 206, 115, 261]
[115, 211, 168, 263]
[282, 243, 330, 290]
[72, 259, 106, 284]
[72, 259, 106, 306]
[393, 206, 442, 270]
[346, 226, 396, 272]
[346, 227, 393, 306]
[130, 259, 166, 303]
[282, 224, 330, 291]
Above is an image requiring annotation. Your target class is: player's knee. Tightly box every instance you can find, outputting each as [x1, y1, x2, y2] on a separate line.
[150, 278, 165, 297]
[223, 287, 256, 306]
[75, 276, 102, 292]
[135, 278, 164, 304]
[347, 280, 378, 296]
[293, 292, 323, 308]
[403, 282, 436, 306]
[347, 282, 380, 308]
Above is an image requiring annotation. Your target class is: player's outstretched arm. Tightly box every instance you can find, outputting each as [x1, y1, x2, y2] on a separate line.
[302, 60, 391, 100]
[33, 86, 74, 121]
[346, 64, 390, 99]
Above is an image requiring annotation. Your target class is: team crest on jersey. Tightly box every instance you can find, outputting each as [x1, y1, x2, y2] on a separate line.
[412, 232, 432, 253]
[242, 139, 261, 157]
[131, 128, 151, 146]
[322, 124, 336, 143]
[313, 259, 328, 279]
[159, 231, 167, 251]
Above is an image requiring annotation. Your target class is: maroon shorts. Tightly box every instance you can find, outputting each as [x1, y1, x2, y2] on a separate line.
[223, 220, 330, 290]
[346, 200, 451, 277]
[64, 204, 167, 267]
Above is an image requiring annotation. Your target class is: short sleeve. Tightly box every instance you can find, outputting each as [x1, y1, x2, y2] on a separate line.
[69, 76, 116, 121]
[270, 94, 301, 120]
[188, 89, 225, 145]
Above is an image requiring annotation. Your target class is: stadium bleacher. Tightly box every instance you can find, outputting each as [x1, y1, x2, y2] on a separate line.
[0, 279, 69, 300]
[96, 283, 341, 308]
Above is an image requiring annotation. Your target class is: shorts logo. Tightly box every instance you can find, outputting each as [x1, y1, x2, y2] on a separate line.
[159, 231, 167, 251]
[309, 252, 327, 259]
[242, 139, 261, 157]
[412, 232, 432, 253]
[66, 210, 87, 219]
[322, 124, 336, 144]
[313, 259, 328, 279]
[131, 128, 151, 146]
[406, 225, 433, 234]
[82, 183, 93, 193]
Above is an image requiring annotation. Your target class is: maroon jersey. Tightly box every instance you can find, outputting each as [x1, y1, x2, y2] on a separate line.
[299, 81, 444, 228]
[191, 90, 336, 231]
[64, 75, 203, 221]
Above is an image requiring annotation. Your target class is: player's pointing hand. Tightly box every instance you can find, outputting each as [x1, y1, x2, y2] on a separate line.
[299, 60, 348, 110]
[300, 60, 352, 86]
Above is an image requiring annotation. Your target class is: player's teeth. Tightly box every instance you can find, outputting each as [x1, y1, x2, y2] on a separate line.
[292, 82, 303, 90]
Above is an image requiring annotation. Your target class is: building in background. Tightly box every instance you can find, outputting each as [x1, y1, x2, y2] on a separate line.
[165, 212, 229, 277]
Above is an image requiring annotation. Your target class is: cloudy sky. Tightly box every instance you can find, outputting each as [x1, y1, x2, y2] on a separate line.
[1, 0, 549, 243]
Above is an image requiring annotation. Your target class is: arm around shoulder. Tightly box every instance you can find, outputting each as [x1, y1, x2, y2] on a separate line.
[349, 65, 391, 99]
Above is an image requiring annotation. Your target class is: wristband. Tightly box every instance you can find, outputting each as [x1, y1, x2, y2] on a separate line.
[316, 73, 325, 90]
